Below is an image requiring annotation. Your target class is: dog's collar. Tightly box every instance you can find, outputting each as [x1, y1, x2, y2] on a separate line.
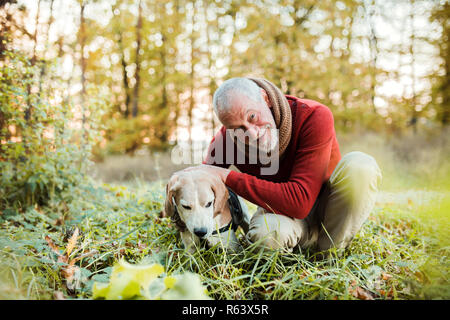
[211, 219, 235, 235]
[211, 187, 243, 235]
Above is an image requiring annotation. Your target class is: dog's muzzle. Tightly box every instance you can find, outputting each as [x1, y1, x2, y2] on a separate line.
[193, 227, 208, 238]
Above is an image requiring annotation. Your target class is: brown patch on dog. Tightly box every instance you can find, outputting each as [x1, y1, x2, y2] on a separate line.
[163, 173, 187, 232]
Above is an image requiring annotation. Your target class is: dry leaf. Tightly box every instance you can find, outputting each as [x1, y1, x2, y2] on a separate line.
[348, 281, 374, 300]
[72, 250, 98, 263]
[414, 271, 425, 282]
[45, 233, 85, 292]
[387, 287, 394, 298]
[45, 236, 62, 257]
[66, 227, 79, 257]
[53, 291, 65, 300]
[382, 273, 392, 281]
[55, 218, 64, 226]
[378, 287, 394, 299]
[57, 254, 68, 264]
[62, 264, 81, 291]
[354, 287, 374, 300]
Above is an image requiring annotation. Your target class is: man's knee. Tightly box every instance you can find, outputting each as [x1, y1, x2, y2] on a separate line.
[333, 151, 382, 195]
[320, 151, 381, 251]
[246, 213, 301, 250]
[246, 222, 284, 249]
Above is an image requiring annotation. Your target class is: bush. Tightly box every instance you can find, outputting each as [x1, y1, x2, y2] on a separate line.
[0, 51, 105, 213]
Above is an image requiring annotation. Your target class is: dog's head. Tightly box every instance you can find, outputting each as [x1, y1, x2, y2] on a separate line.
[163, 169, 230, 239]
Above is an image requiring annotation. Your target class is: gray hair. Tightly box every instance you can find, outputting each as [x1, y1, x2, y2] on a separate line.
[212, 77, 264, 115]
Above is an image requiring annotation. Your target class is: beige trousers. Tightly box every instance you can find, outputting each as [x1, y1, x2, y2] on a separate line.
[246, 151, 382, 251]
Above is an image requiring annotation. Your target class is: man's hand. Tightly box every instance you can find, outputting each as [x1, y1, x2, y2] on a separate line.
[182, 164, 231, 183]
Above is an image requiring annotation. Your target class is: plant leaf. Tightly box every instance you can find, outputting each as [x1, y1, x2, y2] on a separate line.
[160, 273, 212, 300]
[164, 276, 177, 289]
[92, 260, 164, 300]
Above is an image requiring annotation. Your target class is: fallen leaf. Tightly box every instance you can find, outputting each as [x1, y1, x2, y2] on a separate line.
[45, 236, 62, 257]
[72, 250, 98, 263]
[387, 287, 394, 298]
[348, 281, 374, 300]
[414, 271, 426, 282]
[382, 273, 392, 281]
[65, 267, 81, 292]
[57, 254, 68, 265]
[53, 291, 65, 300]
[61, 259, 77, 280]
[45, 233, 87, 292]
[353, 286, 374, 300]
[66, 227, 79, 257]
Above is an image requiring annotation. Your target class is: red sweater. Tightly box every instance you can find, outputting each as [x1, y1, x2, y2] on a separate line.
[203, 95, 341, 220]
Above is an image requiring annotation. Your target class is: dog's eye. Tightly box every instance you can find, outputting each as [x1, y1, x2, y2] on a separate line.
[181, 205, 191, 210]
[205, 201, 212, 208]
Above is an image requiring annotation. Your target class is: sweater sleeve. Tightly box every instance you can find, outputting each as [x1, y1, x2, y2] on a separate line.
[225, 106, 335, 219]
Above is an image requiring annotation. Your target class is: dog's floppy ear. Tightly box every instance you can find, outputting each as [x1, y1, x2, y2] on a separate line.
[210, 174, 229, 217]
[163, 174, 181, 219]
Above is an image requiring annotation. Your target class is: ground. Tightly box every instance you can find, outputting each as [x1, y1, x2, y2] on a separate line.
[1, 132, 449, 299]
[0, 178, 448, 300]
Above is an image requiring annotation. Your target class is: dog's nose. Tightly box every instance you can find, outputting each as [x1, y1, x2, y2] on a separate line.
[194, 227, 207, 238]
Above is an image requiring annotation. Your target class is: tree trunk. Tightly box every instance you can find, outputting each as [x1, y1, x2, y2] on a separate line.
[25, 0, 41, 123]
[188, 6, 196, 150]
[80, 1, 87, 142]
[365, 0, 379, 115]
[132, 0, 142, 118]
[39, 0, 54, 100]
[120, 36, 131, 118]
[408, 0, 418, 133]
[111, 4, 131, 118]
[204, 2, 217, 136]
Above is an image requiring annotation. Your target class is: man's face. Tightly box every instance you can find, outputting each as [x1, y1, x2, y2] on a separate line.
[217, 89, 277, 152]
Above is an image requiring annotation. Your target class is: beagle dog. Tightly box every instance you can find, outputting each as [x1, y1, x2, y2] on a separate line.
[163, 168, 250, 253]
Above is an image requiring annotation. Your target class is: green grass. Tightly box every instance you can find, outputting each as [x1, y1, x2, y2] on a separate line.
[1, 177, 448, 300]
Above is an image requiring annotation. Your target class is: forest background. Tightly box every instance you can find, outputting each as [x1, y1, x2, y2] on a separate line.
[0, 0, 449, 300]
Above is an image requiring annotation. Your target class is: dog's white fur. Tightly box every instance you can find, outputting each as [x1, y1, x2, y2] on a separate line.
[164, 169, 250, 253]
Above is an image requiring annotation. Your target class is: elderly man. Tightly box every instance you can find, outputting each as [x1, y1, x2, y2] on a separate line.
[199, 77, 381, 252]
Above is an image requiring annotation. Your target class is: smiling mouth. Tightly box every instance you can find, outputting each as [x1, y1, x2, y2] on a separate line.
[256, 126, 271, 143]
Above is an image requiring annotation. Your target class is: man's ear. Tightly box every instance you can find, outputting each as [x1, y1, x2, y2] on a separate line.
[210, 175, 229, 217]
[261, 88, 271, 108]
